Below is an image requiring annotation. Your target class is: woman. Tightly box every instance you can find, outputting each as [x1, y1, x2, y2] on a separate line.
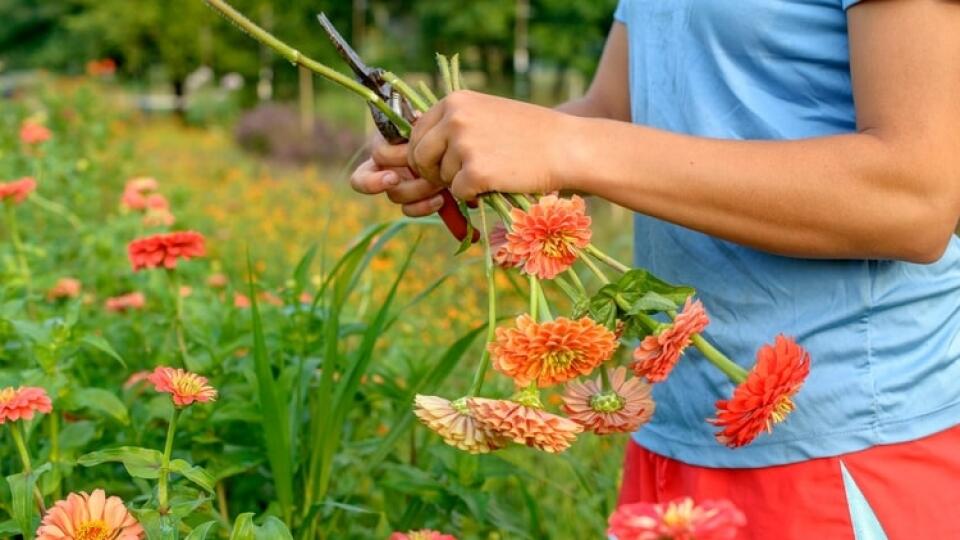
[351, 1, 960, 537]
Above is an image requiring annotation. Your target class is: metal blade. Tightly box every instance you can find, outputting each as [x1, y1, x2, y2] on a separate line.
[316, 13, 378, 88]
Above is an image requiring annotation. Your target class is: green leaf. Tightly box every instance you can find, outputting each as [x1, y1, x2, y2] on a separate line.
[229, 513, 293, 540]
[616, 269, 695, 308]
[292, 243, 318, 298]
[169, 459, 215, 493]
[81, 334, 126, 367]
[78, 446, 162, 479]
[132, 508, 178, 540]
[185, 521, 218, 540]
[0, 520, 20, 536]
[58, 420, 96, 450]
[246, 256, 294, 519]
[628, 291, 678, 313]
[66, 387, 130, 424]
[6, 464, 50, 540]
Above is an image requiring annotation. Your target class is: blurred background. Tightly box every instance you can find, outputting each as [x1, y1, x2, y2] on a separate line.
[0, 2, 636, 538]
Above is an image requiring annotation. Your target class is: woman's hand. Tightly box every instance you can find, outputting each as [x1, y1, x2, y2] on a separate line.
[407, 90, 574, 200]
[349, 135, 447, 217]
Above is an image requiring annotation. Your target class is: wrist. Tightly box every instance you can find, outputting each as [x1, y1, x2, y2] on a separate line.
[549, 113, 594, 194]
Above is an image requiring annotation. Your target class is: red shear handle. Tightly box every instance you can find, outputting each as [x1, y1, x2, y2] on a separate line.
[437, 189, 480, 243]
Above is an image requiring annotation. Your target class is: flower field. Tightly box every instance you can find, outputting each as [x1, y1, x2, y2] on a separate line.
[0, 75, 643, 539]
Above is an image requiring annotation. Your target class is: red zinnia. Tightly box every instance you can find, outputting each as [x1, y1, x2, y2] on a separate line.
[710, 335, 811, 448]
[0, 386, 53, 424]
[20, 121, 52, 145]
[631, 298, 709, 383]
[0, 177, 37, 205]
[608, 497, 745, 540]
[128, 231, 205, 271]
[504, 194, 592, 279]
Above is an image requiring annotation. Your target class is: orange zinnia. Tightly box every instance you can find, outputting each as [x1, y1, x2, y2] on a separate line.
[0, 386, 52, 424]
[710, 335, 811, 448]
[0, 177, 37, 205]
[467, 397, 582, 453]
[413, 395, 508, 454]
[47, 278, 82, 301]
[19, 121, 52, 145]
[105, 292, 146, 313]
[36, 489, 144, 540]
[632, 298, 709, 383]
[504, 194, 592, 279]
[489, 314, 617, 387]
[128, 231, 205, 271]
[608, 497, 745, 540]
[489, 224, 523, 269]
[147, 366, 217, 407]
[562, 367, 655, 435]
[389, 531, 457, 540]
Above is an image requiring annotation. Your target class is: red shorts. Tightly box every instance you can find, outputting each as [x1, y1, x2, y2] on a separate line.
[618, 425, 960, 539]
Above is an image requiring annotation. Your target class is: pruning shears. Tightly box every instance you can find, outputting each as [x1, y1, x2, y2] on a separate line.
[317, 13, 478, 244]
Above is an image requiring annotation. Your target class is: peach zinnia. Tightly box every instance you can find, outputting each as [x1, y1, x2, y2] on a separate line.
[562, 367, 655, 435]
[128, 231, 205, 271]
[0, 177, 37, 205]
[710, 335, 811, 448]
[0, 386, 53, 424]
[388, 531, 456, 540]
[632, 298, 709, 383]
[47, 278, 82, 301]
[490, 314, 617, 387]
[504, 194, 591, 279]
[489, 224, 523, 269]
[105, 292, 146, 313]
[414, 395, 507, 454]
[467, 397, 582, 453]
[147, 366, 217, 407]
[608, 497, 745, 540]
[36, 489, 144, 540]
[20, 121, 52, 145]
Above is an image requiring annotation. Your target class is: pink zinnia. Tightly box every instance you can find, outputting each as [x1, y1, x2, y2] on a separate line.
[123, 370, 152, 390]
[47, 278, 81, 301]
[147, 366, 217, 407]
[105, 292, 146, 313]
[631, 298, 709, 383]
[19, 121, 52, 145]
[608, 498, 745, 540]
[413, 395, 507, 454]
[233, 293, 251, 308]
[467, 397, 582, 453]
[121, 177, 159, 211]
[128, 231, 205, 271]
[0, 386, 53, 424]
[562, 367, 655, 435]
[142, 208, 176, 227]
[389, 531, 457, 540]
[0, 177, 37, 205]
[36, 489, 144, 540]
[489, 224, 523, 268]
[504, 194, 592, 279]
[207, 273, 229, 289]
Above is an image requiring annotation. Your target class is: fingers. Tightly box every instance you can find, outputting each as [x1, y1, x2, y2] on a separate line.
[439, 148, 462, 186]
[350, 159, 403, 195]
[401, 193, 446, 218]
[409, 124, 448, 185]
[370, 140, 409, 168]
[386, 177, 444, 205]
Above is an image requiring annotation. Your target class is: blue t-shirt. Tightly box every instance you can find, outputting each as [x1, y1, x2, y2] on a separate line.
[615, 0, 960, 467]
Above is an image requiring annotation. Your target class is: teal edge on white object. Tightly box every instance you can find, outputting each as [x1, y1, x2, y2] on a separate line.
[840, 460, 888, 540]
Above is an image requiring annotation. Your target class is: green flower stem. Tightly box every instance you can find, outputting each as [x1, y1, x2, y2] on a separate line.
[690, 334, 748, 383]
[468, 199, 497, 396]
[585, 244, 630, 274]
[28, 194, 83, 231]
[578, 249, 611, 285]
[9, 423, 45, 512]
[158, 407, 179, 514]
[534, 277, 554, 321]
[167, 270, 189, 367]
[48, 412, 61, 500]
[507, 192, 531, 210]
[203, 0, 411, 137]
[418, 81, 439, 106]
[4, 204, 33, 305]
[551, 274, 581, 304]
[564, 268, 588, 298]
[437, 54, 454, 95]
[489, 193, 516, 223]
[529, 274, 539, 322]
[381, 72, 430, 113]
[599, 365, 612, 391]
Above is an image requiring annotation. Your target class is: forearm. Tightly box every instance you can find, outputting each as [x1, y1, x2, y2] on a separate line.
[560, 116, 958, 262]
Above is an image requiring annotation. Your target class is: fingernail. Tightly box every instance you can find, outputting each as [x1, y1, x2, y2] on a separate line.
[430, 195, 444, 209]
[383, 172, 400, 186]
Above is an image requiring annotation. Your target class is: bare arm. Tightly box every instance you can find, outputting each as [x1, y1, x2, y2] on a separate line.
[555, 24, 631, 121]
[406, 0, 960, 262]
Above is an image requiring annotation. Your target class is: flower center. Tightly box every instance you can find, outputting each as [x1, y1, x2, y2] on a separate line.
[541, 234, 573, 257]
[768, 395, 796, 427]
[451, 397, 470, 414]
[76, 520, 110, 540]
[0, 387, 15, 405]
[543, 349, 577, 370]
[172, 375, 202, 396]
[589, 391, 626, 413]
[408, 533, 432, 540]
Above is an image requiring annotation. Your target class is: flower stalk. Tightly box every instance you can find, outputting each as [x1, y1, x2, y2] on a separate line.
[4, 204, 33, 304]
[9, 423, 45, 512]
[167, 269, 190, 367]
[157, 407, 179, 514]
[468, 198, 497, 396]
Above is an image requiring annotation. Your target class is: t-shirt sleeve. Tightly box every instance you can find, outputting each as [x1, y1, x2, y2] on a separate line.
[842, 0, 864, 9]
[614, 0, 628, 24]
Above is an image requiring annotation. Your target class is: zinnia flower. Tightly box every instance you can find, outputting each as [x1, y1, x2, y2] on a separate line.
[47, 278, 81, 301]
[489, 224, 523, 268]
[233, 293, 251, 308]
[126, 177, 159, 193]
[36, 489, 144, 540]
[120, 177, 159, 211]
[489, 314, 617, 387]
[562, 367, 655, 435]
[147, 366, 217, 407]
[413, 395, 507, 454]
[632, 298, 709, 383]
[388, 531, 456, 540]
[123, 371, 152, 390]
[207, 273, 228, 288]
[0, 177, 37, 204]
[105, 292, 146, 313]
[504, 194, 592, 279]
[142, 208, 176, 227]
[467, 397, 582, 453]
[608, 498, 745, 540]
[19, 121, 52, 145]
[128, 231, 205, 271]
[710, 335, 811, 448]
[0, 386, 53, 424]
